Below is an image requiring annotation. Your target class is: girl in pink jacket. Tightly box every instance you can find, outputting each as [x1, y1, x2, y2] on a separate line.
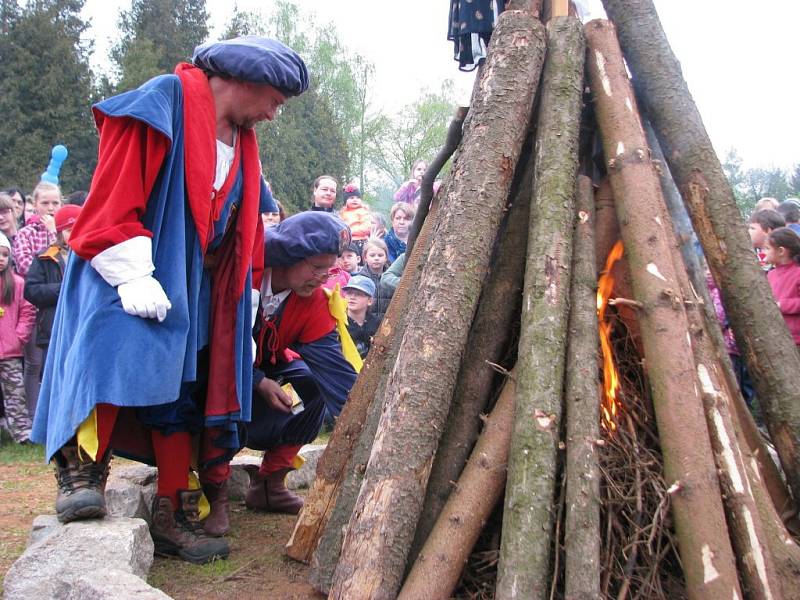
[0, 232, 36, 442]
[765, 227, 800, 346]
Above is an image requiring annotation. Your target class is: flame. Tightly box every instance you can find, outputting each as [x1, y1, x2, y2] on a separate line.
[597, 241, 625, 431]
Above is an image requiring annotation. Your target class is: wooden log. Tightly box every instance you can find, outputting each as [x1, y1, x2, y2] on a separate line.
[409, 140, 533, 566]
[286, 114, 464, 566]
[601, 0, 800, 506]
[329, 12, 547, 600]
[584, 19, 742, 600]
[563, 175, 601, 600]
[308, 193, 444, 592]
[399, 373, 517, 600]
[496, 16, 585, 599]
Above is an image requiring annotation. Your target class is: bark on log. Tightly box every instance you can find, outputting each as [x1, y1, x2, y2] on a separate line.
[409, 141, 533, 566]
[308, 194, 444, 592]
[584, 19, 742, 600]
[286, 116, 463, 566]
[601, 0, 800, 505]
[659, 199, 784, 600]
[399, 373, 517, 600]
[329, 12, 547, 600]
[563, 175, 601, 600]
[496, 16, 584, 599]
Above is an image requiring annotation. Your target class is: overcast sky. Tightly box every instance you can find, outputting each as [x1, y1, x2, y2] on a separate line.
[81, 0, 799, 169]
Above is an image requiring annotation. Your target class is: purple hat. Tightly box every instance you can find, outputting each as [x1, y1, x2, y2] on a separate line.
[265, 212, 351, 267]
[192, 36, 309, 97]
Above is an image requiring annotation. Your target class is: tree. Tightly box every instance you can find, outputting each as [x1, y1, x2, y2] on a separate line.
[221, 3, 265, 39]
[365, 81, 457, 193]
[0, 0, 98, 192]
[111, 0, 209, 92]
[257, 83, 349, 215]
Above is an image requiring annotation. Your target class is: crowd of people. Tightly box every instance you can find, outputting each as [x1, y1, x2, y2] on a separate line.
[0, 34, 433, 566]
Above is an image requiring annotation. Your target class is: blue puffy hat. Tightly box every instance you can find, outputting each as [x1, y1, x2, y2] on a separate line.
[192, 36, 309, 96]
[266, 212, 351, 267]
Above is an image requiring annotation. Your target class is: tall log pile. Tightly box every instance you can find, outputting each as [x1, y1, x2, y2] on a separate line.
[284, 3, 800, 598]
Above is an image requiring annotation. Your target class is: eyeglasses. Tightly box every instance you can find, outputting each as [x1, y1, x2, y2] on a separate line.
[304, 259, 332, 279]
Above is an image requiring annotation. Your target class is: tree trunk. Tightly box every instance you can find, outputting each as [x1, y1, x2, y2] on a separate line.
[563, 175, 601, 600]
[409, 141, 533, 565]
[496, 16, 585, 599]
[585, 19, 742, 600]
[399, 373, 516, 600]
[307, 193, 444, 592]
[601, 0, 800, 505]
[286, 119, 463, 567]
[329, 12, 547, 600]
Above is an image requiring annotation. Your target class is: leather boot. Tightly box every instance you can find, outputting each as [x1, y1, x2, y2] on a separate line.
[245, 468, 303, 515]
[54, 446, 111, 523]
[200, 480, 230, 537]
[150, 489, 229, 564]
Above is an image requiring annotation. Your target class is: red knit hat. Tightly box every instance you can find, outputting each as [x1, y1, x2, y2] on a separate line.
[55, 204, 81, 233]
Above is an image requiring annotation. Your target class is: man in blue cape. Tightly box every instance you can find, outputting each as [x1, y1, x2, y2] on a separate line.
[31, 36, 308, 564]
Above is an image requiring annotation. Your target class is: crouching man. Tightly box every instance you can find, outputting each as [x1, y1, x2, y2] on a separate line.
[201, 211, 361, 534]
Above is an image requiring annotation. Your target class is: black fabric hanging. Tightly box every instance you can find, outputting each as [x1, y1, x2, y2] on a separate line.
[447, 0, 506, 71]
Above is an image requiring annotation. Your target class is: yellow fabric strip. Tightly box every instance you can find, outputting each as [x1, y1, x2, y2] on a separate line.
[325, 284, 363, 374]
[76, 408, 99, 462]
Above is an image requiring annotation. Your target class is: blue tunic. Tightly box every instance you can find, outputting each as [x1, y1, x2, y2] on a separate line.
[31, 74, 267, 462]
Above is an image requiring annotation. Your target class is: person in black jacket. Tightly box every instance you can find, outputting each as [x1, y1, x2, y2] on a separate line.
[24, 205, 80, 371]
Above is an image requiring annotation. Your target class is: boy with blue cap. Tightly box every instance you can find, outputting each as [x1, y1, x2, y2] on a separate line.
[31, 36, 308, 563]
[343, 274, 381, 359]
[201, 211, 361, 526]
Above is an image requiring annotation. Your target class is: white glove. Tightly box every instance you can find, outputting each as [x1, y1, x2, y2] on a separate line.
[90, 236, 172, 322]
[118, 275, 172, 322]
[251, 289, 260, 361]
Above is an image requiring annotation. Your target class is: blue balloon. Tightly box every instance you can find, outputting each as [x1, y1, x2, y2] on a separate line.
[41, 144, 68, 185]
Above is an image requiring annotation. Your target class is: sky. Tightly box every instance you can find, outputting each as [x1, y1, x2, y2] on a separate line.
[80, 0, 799, 170]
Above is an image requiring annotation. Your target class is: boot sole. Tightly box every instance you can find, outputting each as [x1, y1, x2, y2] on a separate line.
[154, 540, 230, 564]
[57, 504, 107, 524]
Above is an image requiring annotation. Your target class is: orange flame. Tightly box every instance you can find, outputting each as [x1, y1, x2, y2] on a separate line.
[597, 241, 625, 431]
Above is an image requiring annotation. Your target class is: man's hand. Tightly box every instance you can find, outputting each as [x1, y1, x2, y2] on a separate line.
[255, 378, 292, 413]
[117, 275, 172, 322]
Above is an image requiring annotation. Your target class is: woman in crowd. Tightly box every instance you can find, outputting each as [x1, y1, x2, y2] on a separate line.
[383, 202, 415, 263]
[311, 175, 338, 212]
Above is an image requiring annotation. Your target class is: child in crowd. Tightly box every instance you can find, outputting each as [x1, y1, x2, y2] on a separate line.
[0, 232, 35, 443]
[393, 159, 427, 205]
[24, 205, 81, 371]
[337, 242, 361, 275]
[359, 237, 389, 288]
[338, 184, 373, 251]
[343, 275, 381, 359]
[370, 212, 387, 239]
[384, 202, 415, 263]
[765, 227, 800, 347]
[777, 199, 800, 235]
[748, 209, 785, 270]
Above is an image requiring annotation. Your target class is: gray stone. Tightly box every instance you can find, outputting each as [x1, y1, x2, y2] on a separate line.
[65, 569, 172, 600]
[229, 454, 261, 500]
[28, 514, 61, 546]
[106, 470, 157, 524]
[4, 517, 154, 600]
[286, 444, 326, 490]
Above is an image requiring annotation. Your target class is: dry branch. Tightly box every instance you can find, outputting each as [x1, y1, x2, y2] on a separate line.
[329, 11, 547, 599]
[585, 19, 742, 600]
[563, 175, 601, 600]
[601, 0, 800, 505]
[400, 373, 516, 600]
[496, 15, 585, 599]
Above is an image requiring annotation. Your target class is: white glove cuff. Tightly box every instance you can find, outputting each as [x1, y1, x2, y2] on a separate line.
[90, 236, 155, 287]
[250, 289, 260, 329]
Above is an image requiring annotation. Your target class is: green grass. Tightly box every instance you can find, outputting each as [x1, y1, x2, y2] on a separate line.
[0, 438, 47, 466]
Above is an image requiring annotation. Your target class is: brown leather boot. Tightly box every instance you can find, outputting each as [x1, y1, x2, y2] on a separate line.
[244, 468, 304, 515]
[150, 489, 229, 564]
[200, 480, 230, 537]
[54, 446, 111, 523]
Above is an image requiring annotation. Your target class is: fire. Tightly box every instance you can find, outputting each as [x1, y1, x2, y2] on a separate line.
[597, 240, 625, 431]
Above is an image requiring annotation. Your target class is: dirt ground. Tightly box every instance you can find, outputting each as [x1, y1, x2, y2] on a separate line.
[0, 441, 323, 599]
